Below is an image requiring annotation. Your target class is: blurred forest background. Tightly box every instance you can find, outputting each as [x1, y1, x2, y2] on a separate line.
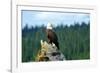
[22, 22, 90, 62]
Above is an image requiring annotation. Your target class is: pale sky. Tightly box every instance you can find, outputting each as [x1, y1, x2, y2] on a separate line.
[22, 10, 90, 28]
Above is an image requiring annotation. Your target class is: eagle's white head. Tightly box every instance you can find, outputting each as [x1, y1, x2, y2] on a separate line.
[46, 23, 53, 30]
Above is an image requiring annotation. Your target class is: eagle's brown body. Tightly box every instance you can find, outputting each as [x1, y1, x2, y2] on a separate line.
[47, 29, 59, 49]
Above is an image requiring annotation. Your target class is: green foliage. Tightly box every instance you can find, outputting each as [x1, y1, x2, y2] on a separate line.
[22, 22, 90, 62]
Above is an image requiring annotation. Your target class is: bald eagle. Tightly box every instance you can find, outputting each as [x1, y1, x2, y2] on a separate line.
[46, 29, 59, 50]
